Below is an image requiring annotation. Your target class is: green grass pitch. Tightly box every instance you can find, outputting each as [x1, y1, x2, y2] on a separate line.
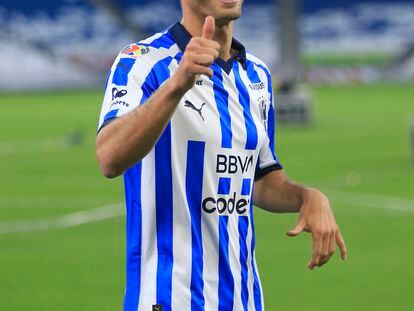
[0, 84, 413, 310]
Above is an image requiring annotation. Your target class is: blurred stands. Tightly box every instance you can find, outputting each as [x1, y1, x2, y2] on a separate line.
[0, 0, 414, 90]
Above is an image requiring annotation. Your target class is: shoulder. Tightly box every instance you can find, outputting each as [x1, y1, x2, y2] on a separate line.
[113, 29, 180, 75]
[245, 52, 274, 98]
[246, 53, 272, 79]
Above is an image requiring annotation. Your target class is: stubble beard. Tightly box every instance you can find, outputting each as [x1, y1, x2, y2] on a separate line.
[191, 0, 243, 25]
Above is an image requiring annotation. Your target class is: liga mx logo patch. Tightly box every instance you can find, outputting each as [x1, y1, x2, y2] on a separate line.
[121, 44, 150, 59]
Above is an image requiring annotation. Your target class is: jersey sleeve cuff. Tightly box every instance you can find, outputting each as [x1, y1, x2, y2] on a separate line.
[254, 163, 283, 181]
[96, 116, 118, 134]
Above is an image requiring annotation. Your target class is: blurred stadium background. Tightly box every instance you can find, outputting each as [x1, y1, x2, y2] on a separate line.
[0, 0, 413, 310]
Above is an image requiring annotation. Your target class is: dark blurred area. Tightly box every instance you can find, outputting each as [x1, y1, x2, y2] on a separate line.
[1, 0, 414, 90]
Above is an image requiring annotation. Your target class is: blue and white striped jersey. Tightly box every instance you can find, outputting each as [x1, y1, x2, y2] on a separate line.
[98, 22, 282, 311]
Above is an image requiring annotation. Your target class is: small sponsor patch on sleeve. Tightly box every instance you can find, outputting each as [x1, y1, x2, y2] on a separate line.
[152, 304, 163, 311]
[121, 44, 150, 59]
[109, 87, 130, 109]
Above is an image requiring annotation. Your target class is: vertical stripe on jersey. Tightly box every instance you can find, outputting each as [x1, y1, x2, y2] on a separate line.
[218, 216, 234, 310]
[141, 56, 174, 101]
[113, 57, 136, 86]
[267, 101, 276, 160]
[186, 141, 206, 310]
[149, 57, 175, 309]
[254, 62, 278, 162]
[218, 177, 231, 195]
[123, 163, 142, 311]
[123, 57, 175, 311]
[211, 67, 232, 149]
[155, 124, 174, 309]
[233, 62, 258, 150]
[238, 216, 250, 311]
[241, 178, 251, 196]
[249, 200, 263, 311]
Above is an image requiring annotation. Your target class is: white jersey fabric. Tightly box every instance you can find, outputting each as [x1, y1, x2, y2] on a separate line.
[98, 22, 282, 311]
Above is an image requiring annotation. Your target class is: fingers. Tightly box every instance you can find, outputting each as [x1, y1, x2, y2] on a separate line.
[317, 229, 335, 267]
[308, 230, 322, 270]
[329, 229, 336, 258]
[180, 60, 214, 78]
[316, 211, 336, 267]
[308, 226, 347, 270]
[180, 27, 220, 78]
[328, 207, 347, 260]
[317, 227, 347, 268]
[190, 38, 220, 52]
[317, 234, 330, 268]
[191, 64, 214, 78]
[336, 229, 347, 260]
[194, 54, 215, 67]
[186, 42, 219, 60]
[286, 217, 306, 237]
[202, 16, 215, 40]
[186, 52, 214, 67]
[310, 207, 341, 269]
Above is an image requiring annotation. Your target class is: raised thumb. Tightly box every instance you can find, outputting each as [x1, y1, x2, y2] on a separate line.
[202, 16, 215, 40]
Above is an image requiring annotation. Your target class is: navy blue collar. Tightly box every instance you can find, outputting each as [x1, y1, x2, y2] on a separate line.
[169, 22, 247, 74]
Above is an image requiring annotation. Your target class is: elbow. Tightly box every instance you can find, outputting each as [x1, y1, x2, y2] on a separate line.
[96, 148, 122, 179]
[100, 164, 121, 179]
[98, 158, 122, 179]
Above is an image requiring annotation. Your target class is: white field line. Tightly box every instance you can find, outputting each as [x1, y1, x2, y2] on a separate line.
[0, 195, 108, 208]
[0, 137, 69, 155]
[0, 203, 124, 234]
[0, 191, 413, 234]
[328, 190, 414, 213]
[0, 132, 83, 156]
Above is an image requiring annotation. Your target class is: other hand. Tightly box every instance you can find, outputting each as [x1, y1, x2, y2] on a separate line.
[287, 189, 347, 270]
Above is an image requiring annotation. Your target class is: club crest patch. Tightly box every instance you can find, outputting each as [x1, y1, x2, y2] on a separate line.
[258, 95, 268, 131]
[121, 44, 150, 59]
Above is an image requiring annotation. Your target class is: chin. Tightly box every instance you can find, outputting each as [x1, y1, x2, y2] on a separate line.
[209, 0, 242, 23]
[215, 12, 241, 25]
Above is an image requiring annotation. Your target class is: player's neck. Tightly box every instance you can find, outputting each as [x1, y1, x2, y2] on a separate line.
[181, 15, 233, 61]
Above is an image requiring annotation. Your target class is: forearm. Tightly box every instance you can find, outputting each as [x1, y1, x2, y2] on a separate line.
[253, 170, 312, 213]
[96, 19, 219, 178]
[96, 78, 186, 178]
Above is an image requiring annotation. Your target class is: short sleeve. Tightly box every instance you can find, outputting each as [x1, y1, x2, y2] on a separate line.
[97, 44, 152, 132]
[255, 67, 283, 180]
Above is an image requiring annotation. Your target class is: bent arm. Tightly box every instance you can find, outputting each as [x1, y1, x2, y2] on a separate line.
[96, 17, 220, 178]
[96, 79, 186, 178]
[253, 169, 308, 213]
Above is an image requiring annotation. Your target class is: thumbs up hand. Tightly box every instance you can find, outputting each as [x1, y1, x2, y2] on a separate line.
[171, 16, 220, 93]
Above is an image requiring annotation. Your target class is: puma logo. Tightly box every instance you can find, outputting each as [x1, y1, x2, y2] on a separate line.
[112, 88, 127, 100]
[185, 100, 206, 121]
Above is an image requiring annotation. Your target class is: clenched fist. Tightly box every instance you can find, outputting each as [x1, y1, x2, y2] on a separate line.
[170, 16, 220, 93]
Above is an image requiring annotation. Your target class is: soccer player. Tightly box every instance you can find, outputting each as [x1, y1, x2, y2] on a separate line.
[96, 0, 347, 310]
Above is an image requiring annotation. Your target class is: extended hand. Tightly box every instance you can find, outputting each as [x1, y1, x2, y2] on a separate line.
[171, 16, 220, 93]
[287, 189, 347, 270]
